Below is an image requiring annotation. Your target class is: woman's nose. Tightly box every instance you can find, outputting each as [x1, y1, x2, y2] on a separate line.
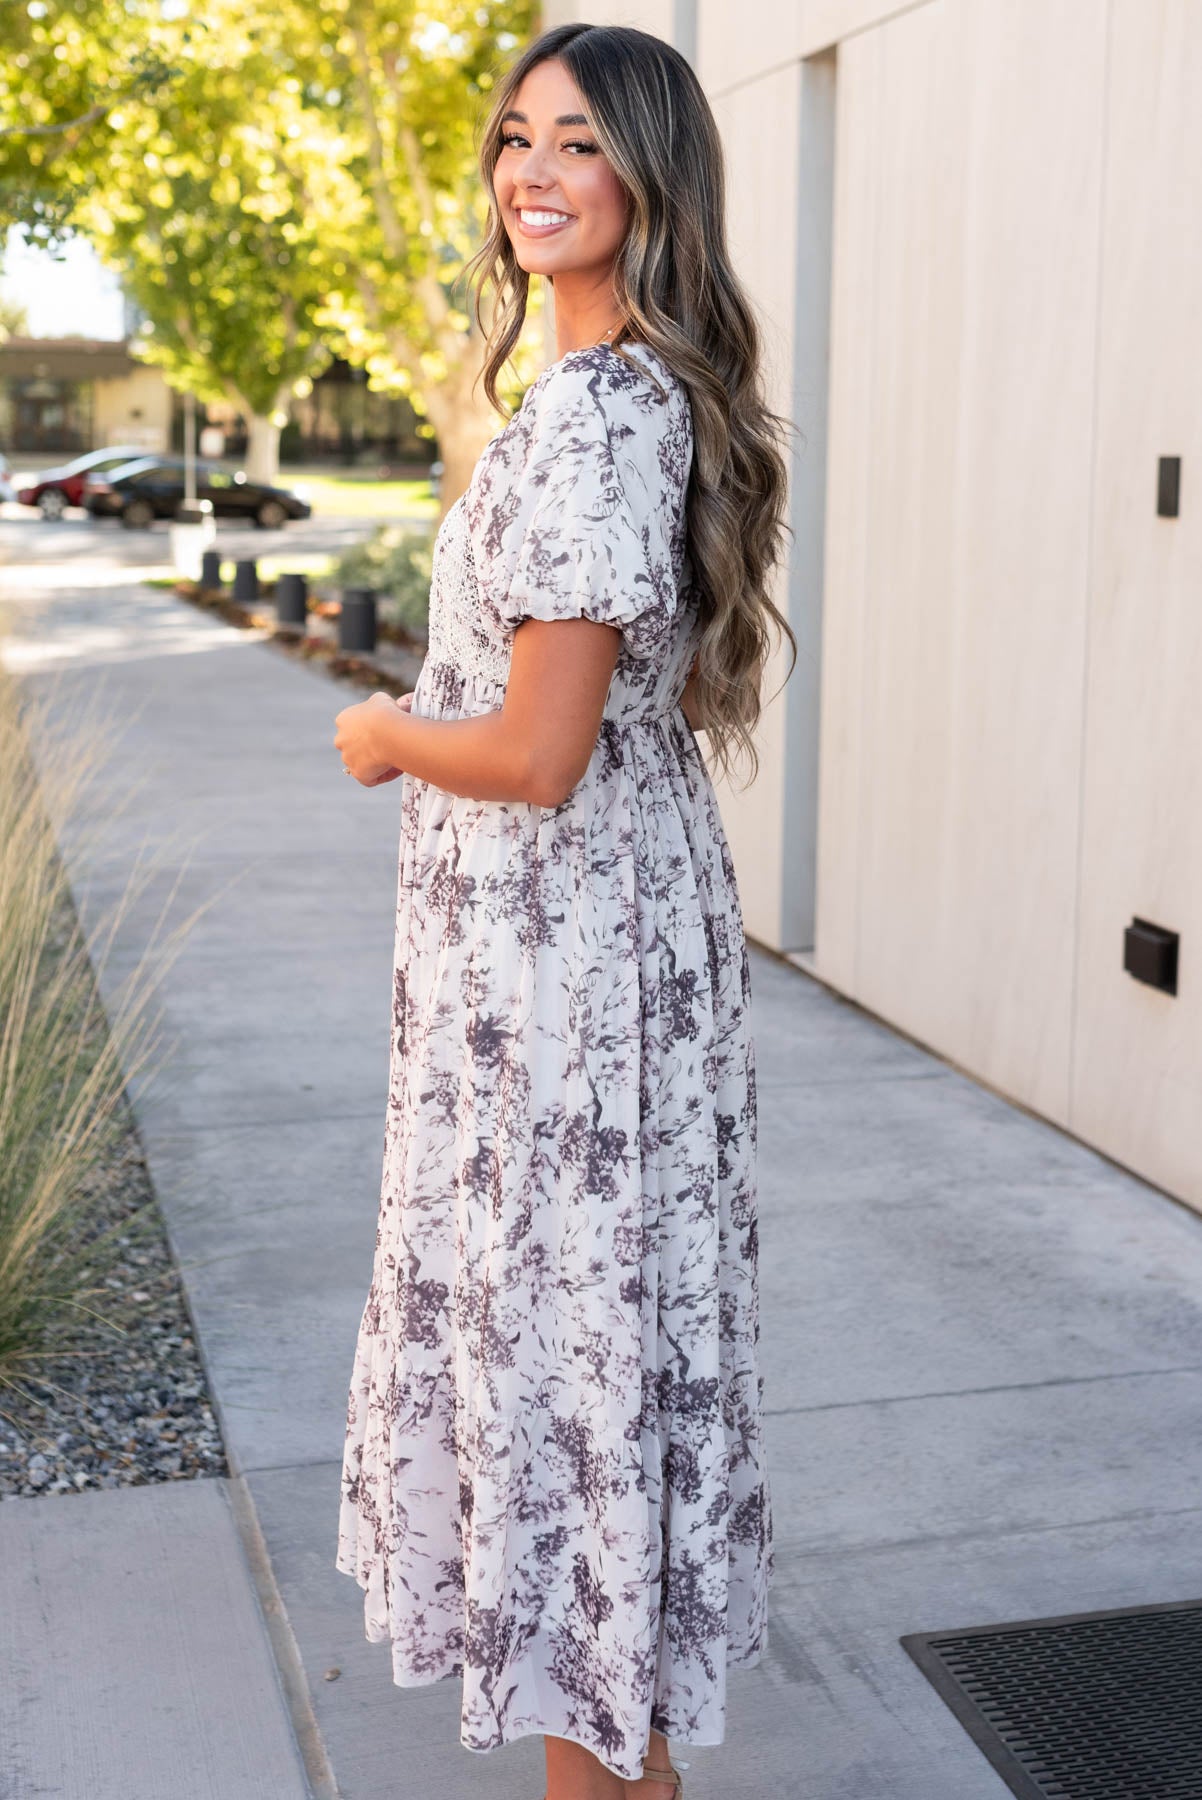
[513, 140, 554, 185]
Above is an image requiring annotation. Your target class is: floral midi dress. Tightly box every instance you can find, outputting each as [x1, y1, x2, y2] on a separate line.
[336, 338, 772, 1781]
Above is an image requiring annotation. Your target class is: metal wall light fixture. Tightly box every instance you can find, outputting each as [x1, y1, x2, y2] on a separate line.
[1123, 917, 1179, 995]
[1157, 455, 1181, 518]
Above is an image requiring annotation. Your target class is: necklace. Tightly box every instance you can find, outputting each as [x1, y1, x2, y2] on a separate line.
[597, 319, 623, 347]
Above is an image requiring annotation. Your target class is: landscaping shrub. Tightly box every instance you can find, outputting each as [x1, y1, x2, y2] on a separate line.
[322, 523, 435, 638]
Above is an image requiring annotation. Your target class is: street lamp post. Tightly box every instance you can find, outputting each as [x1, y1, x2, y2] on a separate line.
[170, 387, 214, 580]
[183, 390, 196, 508]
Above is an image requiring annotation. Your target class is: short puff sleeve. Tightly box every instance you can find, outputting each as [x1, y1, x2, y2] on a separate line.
[469, 357, 682, 664]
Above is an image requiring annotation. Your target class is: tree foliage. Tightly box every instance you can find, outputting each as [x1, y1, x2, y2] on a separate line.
[0, 0, 542, 492]
[0, 0, 182, 247]
[0, 293, 29, 340]
[81, 10, 346, 469]
[289, 2, 530, 392]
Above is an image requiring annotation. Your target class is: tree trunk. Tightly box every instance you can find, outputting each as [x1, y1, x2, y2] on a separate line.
[417, 370, 508, 527]
[244, 413, 282, 485]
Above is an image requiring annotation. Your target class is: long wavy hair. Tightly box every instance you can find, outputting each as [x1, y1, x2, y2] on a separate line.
[460, 21, 797, 787]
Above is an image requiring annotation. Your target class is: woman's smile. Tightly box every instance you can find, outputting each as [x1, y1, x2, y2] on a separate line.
[513, 205, 576, 238]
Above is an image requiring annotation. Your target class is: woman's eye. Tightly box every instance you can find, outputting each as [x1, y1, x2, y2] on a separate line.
[500, 133, 597, 154]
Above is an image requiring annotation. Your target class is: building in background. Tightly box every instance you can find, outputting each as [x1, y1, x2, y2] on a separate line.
[0, 337, 434, 471]
[191, 359, 433, 471]
[545, 1, 1202, 1211]
[0, 337, 169, 456]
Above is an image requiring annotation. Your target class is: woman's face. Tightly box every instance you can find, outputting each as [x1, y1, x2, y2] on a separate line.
[494, 58, 630, 285]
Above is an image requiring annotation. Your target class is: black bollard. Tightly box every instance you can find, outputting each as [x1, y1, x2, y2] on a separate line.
[233, 559, 259, 602]
[200, 549, 223, 589]
[339, 587, 378, 654]
[275, 572, 308, 627]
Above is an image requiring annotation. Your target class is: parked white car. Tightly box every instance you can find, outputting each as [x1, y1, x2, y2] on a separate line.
[0, 453, 16, 506]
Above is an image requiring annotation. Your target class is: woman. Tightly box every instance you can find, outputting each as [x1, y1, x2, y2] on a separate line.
[332, 22, 795, 1800]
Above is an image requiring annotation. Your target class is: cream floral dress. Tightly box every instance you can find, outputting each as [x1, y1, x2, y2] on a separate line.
[336, 338, 772, 1781]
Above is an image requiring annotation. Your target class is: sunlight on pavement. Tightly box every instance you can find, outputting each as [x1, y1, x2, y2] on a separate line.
[2, 619, 264, 673]
[0, 562, 178, 590]
[0, 557, 267, 671]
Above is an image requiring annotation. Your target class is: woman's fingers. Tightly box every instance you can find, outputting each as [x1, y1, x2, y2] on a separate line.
[333, 691, 412, 784]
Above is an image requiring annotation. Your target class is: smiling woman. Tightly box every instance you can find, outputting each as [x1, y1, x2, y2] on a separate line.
[493, 67, 634, 328]
[332, 23, 792, 1800]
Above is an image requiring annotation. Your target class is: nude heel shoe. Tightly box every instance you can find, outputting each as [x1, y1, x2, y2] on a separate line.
[639, 1755, 688, 1793]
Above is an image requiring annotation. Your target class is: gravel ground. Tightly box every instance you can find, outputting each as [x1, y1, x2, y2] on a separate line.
[0, 882, 229, 1502]
[0, 1112, 230, 1500]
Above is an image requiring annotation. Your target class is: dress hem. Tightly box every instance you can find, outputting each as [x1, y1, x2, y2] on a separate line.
[457, 1724, 715, 1784]
[332, 1552, 768, 1779]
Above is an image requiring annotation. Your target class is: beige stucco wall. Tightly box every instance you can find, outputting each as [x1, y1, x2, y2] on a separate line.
[540, 0, 1202, 1210]
[1067, 1, 1202, 1203]
[815, 0, 1107, 1122]
[814, 0, 1202, 1210]
[93, 364, 172, 453]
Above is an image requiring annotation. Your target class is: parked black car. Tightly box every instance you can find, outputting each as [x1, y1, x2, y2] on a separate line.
[83, 457, 311, 528]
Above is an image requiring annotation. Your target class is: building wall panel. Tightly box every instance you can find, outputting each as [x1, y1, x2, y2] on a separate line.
[1070, 0, 1202, 1203]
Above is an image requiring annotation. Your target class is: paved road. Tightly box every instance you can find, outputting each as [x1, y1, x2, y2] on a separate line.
[5, 552, 1202, 1799]
[0, 505, 397, 571]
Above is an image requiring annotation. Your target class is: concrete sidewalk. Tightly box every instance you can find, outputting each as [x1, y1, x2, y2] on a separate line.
[6, 561, 1202, 1800]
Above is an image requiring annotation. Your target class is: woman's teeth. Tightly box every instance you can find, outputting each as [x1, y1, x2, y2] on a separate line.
[518, 208, 572, 229]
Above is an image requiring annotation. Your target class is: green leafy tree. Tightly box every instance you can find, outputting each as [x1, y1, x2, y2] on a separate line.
[0, 1, 182, 247]
[282, 0, 540, 505]
[1, 2, 544, 498]
[1, 5, 340, 479]
[81, 13, 350, 479]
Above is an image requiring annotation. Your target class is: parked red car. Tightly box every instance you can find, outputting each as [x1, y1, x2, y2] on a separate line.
[16, 446, 149, 518]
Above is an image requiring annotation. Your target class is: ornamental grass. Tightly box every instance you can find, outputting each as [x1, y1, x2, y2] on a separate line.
[0, 631, 208, 1416]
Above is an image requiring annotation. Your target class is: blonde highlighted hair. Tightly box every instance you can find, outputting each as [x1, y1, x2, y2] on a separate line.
[461, 21, 797, 786]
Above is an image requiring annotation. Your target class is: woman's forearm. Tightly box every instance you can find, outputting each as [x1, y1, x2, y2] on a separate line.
[369, 705, 547, 805]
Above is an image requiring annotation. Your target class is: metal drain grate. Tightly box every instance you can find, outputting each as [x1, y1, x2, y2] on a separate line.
[901, 1595, 1202, 1799]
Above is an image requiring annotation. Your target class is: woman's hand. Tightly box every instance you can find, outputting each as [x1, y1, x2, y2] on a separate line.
[335, 690, 414, 786]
